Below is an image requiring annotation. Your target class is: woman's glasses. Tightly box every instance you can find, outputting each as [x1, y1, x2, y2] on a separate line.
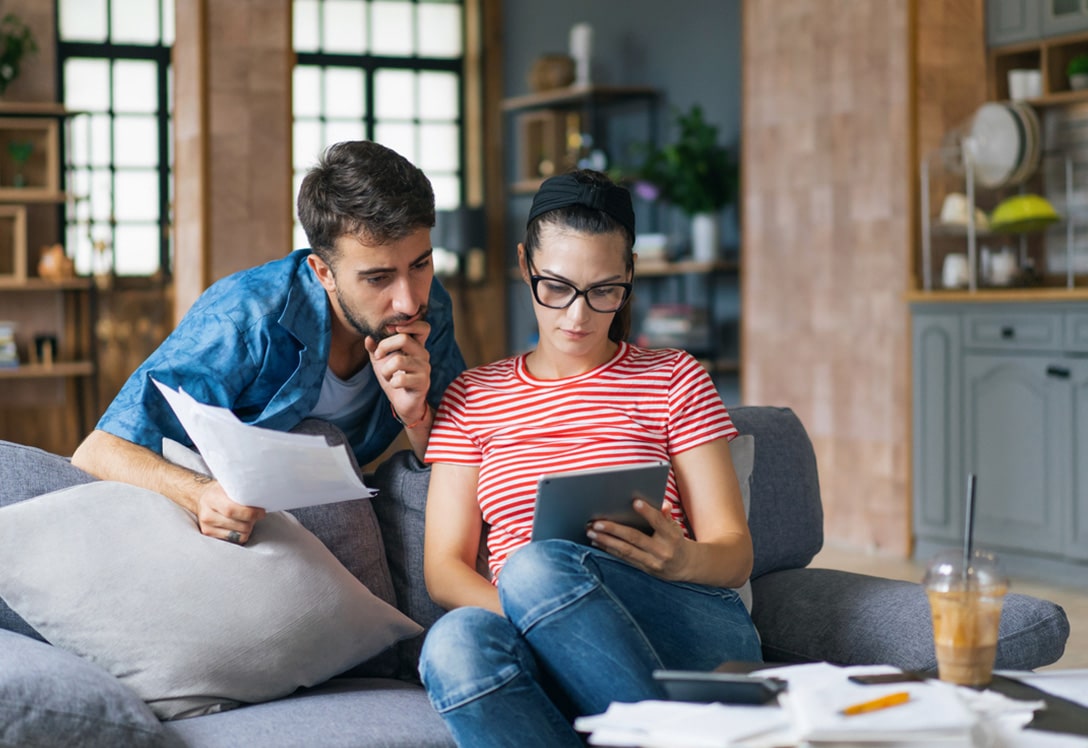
[529, 274, 632, 313]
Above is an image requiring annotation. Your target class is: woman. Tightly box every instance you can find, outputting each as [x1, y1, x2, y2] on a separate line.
[419, 170, 760, 747]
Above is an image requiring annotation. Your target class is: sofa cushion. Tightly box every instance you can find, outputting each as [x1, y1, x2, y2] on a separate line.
[163, 678, 453, 747]
[0, 629, 167, 748]
[0, 481, 422, 720]
[728, 407, 823, 579]
[0, 440, 97, 641]
[751, 567, 1070, 671]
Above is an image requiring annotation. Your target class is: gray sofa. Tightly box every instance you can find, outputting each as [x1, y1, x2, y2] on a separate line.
[0, 406, 1070, 747]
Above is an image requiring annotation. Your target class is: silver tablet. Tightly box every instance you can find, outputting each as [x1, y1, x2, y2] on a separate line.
[531, 461, 671, 544]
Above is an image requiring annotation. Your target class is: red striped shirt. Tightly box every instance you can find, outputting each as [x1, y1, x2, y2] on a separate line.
[425, 342, 736, 581]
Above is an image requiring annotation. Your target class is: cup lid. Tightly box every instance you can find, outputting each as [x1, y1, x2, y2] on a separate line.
[923, 548, 1009, 592]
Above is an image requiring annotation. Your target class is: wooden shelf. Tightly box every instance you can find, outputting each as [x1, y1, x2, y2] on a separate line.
[990, 29, 1088, 104]
[905, 286, 1088, 303]
[0, 277, 93, 291]
[501, 85, 659, 112]
[637, 259, 739, 276]
[0, 102, 75, 117]
[0, 361, 94, 379]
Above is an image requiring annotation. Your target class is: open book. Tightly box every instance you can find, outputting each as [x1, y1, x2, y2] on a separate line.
[153, 379, 376, 511]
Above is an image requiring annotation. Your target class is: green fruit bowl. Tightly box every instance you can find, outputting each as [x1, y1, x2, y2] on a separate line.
[990, 194, 1060, 233]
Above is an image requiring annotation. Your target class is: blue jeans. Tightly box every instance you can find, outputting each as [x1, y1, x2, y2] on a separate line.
[418, 539, 762, 748]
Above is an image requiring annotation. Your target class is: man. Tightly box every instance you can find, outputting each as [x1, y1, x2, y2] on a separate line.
[72, 141, 466, 545]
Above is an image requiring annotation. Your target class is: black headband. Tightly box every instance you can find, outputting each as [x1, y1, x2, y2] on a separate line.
[526, 173, 635, 238]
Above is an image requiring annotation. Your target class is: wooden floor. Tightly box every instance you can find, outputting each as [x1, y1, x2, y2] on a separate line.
[812, 545, 1088, 671]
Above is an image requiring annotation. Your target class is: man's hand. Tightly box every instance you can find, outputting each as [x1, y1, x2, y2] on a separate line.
[195, 479, 266, 544]
[365, 318, 432, 425]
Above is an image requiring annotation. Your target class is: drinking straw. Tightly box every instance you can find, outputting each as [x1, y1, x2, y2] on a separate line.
[963, 473, 977, 581]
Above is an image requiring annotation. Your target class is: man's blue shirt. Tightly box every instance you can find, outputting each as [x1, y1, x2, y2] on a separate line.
[97, 249, 466, 466]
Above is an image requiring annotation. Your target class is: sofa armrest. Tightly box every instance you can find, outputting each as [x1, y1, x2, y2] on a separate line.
[751, 567, 1069, 672]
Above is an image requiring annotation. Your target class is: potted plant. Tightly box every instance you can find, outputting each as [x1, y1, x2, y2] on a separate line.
[1066, 53, 1088, 91]
[0, 13, 38, 97]
[631, 104, 738, 262]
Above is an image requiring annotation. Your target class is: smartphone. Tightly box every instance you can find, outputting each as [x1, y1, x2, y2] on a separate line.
[847, 671, 928, 685]
[652, 670, 787, 705]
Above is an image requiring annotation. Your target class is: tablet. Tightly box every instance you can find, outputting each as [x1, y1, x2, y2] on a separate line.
[530, 461, 670, 544]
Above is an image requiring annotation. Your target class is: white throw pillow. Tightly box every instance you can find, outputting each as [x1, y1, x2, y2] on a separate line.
[0, 482, 421, 720]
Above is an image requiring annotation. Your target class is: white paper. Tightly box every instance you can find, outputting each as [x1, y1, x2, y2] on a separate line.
[1000, 669, 1088, 710]
[575, 700, 790, 748]
[153, 379, 376, 510]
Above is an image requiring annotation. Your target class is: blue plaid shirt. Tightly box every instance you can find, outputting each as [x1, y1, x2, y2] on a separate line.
[97, 249, 466, 466]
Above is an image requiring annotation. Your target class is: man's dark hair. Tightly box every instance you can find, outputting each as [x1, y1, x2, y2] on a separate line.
[297, 141, 435, 264]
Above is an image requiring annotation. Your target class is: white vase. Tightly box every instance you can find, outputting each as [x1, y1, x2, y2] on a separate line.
[691, 212, 720, 262]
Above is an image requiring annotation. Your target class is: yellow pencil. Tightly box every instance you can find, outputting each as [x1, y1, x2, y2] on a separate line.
[840, 691, 911, 716]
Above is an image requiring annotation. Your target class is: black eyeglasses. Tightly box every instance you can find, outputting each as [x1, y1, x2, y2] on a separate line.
[529, 274, 633, 313]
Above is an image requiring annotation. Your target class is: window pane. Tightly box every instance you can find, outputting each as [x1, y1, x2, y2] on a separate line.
[294, 66, 321, 116]
[162, 0, 176, 45]
[375, 69, 416, 119]
[418, 2, 462, 58]
[324, 67, 365, 118]
[70, 171, 91, 216]
[430, 174, 461, 210]
[374, 122, 416, 163]
[68, 225, 93, 276]
[294, 120, 324, 169]
[419, 71, 458, 120]
[111, 0, 160, 44]
[60, 0, 108, 42]
[114, 116, 159, 168]
[64, 59, 111, 113]
[371, 1, 414, 56]
[89, 170, 113, 222]
[294, 0, 320, 52]
[419, 123, 458, 171]
[88, 115, 112, 168]
[114, 224, 161, 276]
[325, 119, 365, 145]
[115, 171, 160, 221]
[113, 60, 158, 113]
[323, 0, 367, 54]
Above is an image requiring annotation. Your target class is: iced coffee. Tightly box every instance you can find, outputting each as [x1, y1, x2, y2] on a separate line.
[923, 549, 1008, 687]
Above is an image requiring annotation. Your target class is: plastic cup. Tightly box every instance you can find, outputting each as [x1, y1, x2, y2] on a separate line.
[923, 549, 1008, 687]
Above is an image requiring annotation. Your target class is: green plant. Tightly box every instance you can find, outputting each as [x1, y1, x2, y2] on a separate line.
[0, 13, 38, 96]
[1066, 53, 1088, 78]
[633, 104, 738, 216]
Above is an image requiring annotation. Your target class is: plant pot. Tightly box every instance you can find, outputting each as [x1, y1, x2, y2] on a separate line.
[691, 212, 720, 263]
[1070, 73, 1088, 90]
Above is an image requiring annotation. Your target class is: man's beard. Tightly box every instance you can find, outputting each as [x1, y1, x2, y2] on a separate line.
[336, 285, 427, 343]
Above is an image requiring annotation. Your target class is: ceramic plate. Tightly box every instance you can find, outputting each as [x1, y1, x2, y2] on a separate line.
[968, 102, 1023, 188]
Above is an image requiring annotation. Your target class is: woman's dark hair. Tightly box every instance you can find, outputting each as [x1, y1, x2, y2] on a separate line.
[297, 141, 435, 265]
[524, 169, 635, 343]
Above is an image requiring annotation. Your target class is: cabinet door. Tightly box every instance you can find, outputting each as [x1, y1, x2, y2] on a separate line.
[1070, 360, 1088, 560]
[963, 354, 1069, 556]
[1042, 0, 1088, 37]
[912, 313, 963, 544]
[987, 0, 1041, 46]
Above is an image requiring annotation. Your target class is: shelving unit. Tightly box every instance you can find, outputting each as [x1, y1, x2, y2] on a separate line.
[0, 104, 98, 442]
[988, 29, 1088, 105]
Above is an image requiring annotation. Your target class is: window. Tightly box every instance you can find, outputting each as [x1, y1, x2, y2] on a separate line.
[58, 0, 175, 279]
[292, 0, 465, 252]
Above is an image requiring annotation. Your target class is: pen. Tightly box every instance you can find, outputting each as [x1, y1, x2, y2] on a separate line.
[840, 691, 911, 716]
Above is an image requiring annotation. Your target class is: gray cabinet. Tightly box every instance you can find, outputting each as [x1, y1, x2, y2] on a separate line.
[987, 0, 1042, 46]
[988, 0, 1088, 46]
[1042, 0, 1088, 37]
[911, 302, 1088, 583]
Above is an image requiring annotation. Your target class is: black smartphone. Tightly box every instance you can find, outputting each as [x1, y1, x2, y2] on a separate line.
[847, 671, 928, 685]
[652, 670, 787, 705]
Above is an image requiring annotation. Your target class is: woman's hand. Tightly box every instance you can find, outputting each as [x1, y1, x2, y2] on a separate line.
[585, 498, 694, 581]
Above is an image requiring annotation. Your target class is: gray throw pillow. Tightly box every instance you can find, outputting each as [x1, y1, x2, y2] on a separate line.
[0, 481, 422, 720]
[729, 434, 755, 612]
[0, 629, 168, 747]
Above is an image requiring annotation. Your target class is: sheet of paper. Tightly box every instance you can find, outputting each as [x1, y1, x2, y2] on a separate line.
[153, 379, 376, 511]
[574, 700, 790, 748]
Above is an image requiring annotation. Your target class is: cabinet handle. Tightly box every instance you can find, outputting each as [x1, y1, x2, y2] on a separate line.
[1001, 326, 1015, 339]
[1047, 365, 1071, 379]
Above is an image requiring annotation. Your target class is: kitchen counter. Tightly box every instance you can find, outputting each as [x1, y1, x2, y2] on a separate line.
[905, 287, 1088, 303]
